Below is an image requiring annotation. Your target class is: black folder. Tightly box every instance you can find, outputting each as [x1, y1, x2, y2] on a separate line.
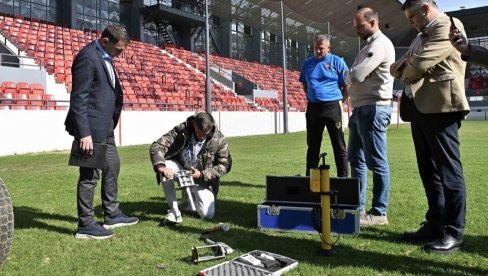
[68, 140, 107, 169]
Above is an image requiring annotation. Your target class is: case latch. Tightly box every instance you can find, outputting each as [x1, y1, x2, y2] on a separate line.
[330, 209, 346, 220]
[267, 205, 280, 216]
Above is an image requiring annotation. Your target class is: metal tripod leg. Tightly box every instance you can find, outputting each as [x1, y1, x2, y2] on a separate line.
[184, 186, 197, 212]
[175, 170, 197, 212]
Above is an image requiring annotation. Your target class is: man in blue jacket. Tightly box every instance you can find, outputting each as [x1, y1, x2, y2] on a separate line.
[65, 24, 138, 239]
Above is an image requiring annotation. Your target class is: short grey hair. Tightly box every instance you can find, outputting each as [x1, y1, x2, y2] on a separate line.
[401, 0, 438, 11]
[315, 34, 330, 44]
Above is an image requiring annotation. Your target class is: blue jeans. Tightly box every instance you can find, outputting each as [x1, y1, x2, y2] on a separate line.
[347, 105, 391, 215]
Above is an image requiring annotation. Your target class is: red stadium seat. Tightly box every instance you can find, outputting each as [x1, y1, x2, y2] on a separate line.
[14, 93, 28, 107]
[55, 67, 66, 82]
[2, 82, 16, 93]
[0, 92, 14, 106]
[16, 82, 30, 94]
[28, 94, 43, 107]
[31, 83, 45, 95]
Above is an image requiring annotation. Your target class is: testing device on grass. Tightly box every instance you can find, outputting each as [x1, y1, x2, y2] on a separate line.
[174, 170, 197, 212]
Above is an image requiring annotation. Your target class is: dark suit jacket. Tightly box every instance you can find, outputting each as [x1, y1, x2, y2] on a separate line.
[465, 45, 488, 67]
[64, 41, 123, 143]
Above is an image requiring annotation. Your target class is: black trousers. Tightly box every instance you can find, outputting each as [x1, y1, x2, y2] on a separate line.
[411, 106, 466, 239]
[77, 129, 121, 227]
[306, 101, 348, 177]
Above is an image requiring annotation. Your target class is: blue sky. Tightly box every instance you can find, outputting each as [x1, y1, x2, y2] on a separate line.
[437, 0, 487, 11]
[400, 0, 487, 12]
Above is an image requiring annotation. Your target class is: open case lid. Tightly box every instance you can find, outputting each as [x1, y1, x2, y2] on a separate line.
[265, 175, 360, 208]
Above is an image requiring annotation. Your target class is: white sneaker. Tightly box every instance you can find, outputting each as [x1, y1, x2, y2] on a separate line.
[165, 208, 182, 224]
[360, 210, 388, 226]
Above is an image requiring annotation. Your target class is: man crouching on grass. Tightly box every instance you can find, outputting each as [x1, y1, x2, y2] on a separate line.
[149, 112, 232, 225]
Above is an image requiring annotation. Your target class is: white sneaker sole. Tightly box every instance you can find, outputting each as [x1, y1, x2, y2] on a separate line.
[75, 233, 113, 240]
[360, 220, 389, 226]
[103, 220, 139, 230]
[164, 218, 182, 224]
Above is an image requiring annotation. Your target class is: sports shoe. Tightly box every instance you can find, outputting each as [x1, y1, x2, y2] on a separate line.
[360, 210, 388, 226]
[103, 213, 139, 229]
[164, 208, 183, 224]
[75, 222, 113, 240]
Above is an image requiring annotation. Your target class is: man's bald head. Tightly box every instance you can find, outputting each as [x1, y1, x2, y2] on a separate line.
[354, 7, 380, 40]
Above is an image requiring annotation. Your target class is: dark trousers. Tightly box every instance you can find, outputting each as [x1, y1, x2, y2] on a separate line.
[411, 106, 466, 239]
[306, 101, 348, 177]
[77, 130, 121, 227]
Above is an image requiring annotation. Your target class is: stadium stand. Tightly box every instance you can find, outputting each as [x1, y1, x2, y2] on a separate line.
[165, 46, 310, 111]
[0, 16, 305, 111]
[0, 81, 57, 110]
[0, 15, 312, 112]
[210, 54, 308, 111]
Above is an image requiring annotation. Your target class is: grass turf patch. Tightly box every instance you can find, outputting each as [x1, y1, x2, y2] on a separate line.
[0, 121, 487, 275]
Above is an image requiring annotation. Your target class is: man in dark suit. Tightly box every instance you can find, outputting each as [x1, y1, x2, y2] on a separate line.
[391, 0, 469, 254]
[449, 28, 488, 67]
[65, 24, 138, 239]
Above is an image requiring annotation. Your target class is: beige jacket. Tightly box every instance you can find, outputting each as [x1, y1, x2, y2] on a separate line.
[391, 14, 469, 115]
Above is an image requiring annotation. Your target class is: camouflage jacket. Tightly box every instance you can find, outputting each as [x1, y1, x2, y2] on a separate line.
[149, 115, 232, 184]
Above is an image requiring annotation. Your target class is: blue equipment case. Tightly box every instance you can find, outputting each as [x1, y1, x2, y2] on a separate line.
[257, 202, 359, 235]
[257, 176, 360, 235]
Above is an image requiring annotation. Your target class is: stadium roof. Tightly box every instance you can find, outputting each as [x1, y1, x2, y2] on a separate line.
[210, 0, 413, 61]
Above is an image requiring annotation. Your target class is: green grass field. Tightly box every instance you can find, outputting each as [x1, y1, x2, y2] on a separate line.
[1, 121, 488, 275]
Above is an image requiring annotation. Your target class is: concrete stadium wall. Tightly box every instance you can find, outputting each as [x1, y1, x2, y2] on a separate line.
[0, 109, 406, 157]
[0, 110, 308, 156]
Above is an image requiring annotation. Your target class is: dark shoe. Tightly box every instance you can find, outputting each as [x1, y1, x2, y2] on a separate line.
[75, 222, 113, 240]
[103, 213, 139, 229]
[424, 235, 464, 254]
[402, 222, 442, 243]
